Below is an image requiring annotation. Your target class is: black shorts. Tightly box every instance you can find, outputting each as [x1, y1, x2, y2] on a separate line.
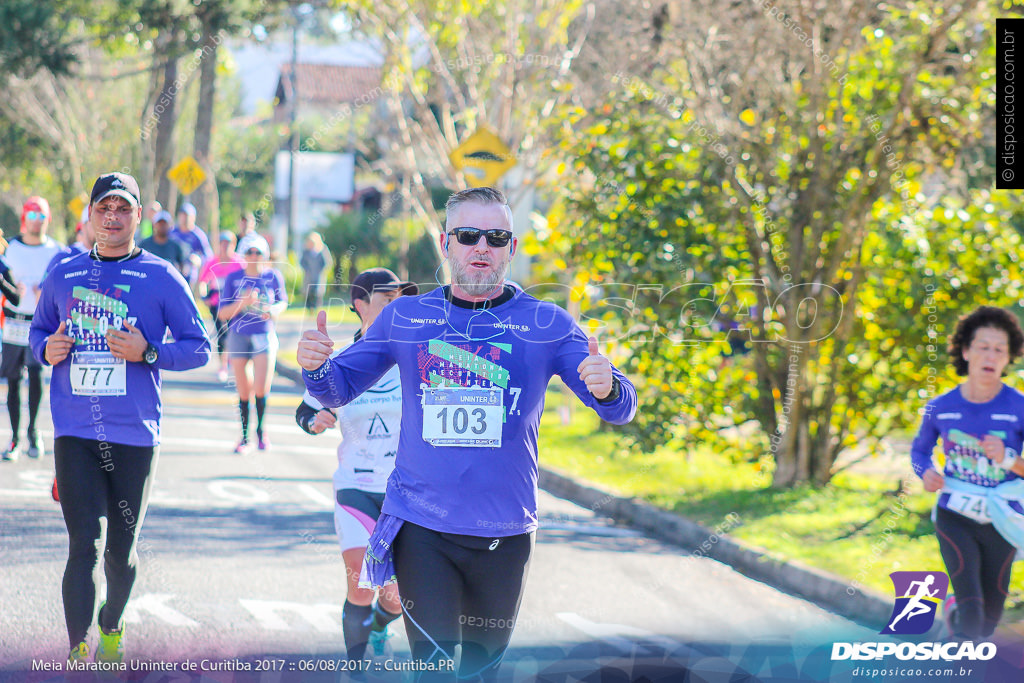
[0, 343, 41, 380]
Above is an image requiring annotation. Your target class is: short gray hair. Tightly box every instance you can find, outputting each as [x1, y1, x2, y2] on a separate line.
[444, 187, 513, 231]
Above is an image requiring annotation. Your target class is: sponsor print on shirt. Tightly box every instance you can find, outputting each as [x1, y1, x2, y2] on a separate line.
[943, 428, 1010, 486]
[366, 413, 391, 440]
[417, 339, 523, 448]
[64, 285, 135, 396]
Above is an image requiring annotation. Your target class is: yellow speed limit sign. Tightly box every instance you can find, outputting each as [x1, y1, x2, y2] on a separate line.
[449, 128, 515, 188]
[167, 156, 207, 196]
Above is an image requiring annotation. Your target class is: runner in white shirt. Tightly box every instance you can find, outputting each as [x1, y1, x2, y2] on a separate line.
[2, 196, 63, 460]
[294, 267, 417, 663]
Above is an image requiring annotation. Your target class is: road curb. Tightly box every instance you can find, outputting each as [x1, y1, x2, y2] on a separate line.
[278, 352, 892, 626]
[539, 465, 893, 628]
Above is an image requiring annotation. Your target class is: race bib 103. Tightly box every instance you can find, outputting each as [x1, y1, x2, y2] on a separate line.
[422, 386, 503, 447]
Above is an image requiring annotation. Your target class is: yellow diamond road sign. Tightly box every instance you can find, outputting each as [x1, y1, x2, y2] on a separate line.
[449, 128, 515, 188]
[68, 195, 88, 221]
[167, 156, 207, 196]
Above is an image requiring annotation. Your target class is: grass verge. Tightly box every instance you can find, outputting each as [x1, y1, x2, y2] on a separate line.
[537, 394, 1024, 623]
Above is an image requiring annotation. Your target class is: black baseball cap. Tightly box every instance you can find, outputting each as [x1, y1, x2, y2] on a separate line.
[90, 172, 141, 208]
[350, 268, 418, 306]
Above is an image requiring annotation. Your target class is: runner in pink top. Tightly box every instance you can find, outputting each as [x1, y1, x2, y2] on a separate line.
[199, 231, 245, 382]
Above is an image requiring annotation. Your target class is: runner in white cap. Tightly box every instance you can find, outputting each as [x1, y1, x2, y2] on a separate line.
[219, 233, 286, 452]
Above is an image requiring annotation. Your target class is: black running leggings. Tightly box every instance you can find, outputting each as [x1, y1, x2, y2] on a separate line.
[392, 522, 534, 681]
[208, 305, 228, 355]
[7, 364, 43, 438]
[935, 506, 1016, 640]
[54, 436, 158, 647]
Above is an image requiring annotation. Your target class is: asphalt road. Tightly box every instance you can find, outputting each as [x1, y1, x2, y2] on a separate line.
[2, 349, 992, 682]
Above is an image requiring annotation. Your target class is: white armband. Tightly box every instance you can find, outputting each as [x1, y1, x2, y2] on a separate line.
[999, 448, 1019, 471]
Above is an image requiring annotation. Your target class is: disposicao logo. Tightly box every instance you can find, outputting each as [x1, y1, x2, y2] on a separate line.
[881, 570, 948, 635]
[831, 570, 997, 664]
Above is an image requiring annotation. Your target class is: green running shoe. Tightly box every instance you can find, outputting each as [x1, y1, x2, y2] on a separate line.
[95, 626, 125, 663]
[68, 641, 89, 663]
[95, 604, 125, 663]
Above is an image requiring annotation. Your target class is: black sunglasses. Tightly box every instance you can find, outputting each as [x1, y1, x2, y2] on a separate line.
[448, 227, 513, 248]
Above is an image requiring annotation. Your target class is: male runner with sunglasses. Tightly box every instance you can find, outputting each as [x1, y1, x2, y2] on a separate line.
[298, 187, 636, 680]
[2, 196, 63, 460]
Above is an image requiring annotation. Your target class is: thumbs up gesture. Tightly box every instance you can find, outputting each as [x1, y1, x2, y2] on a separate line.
[577, 335, 613, 400]
[45, 320, 75, 365]
[297, 310, 335, 371]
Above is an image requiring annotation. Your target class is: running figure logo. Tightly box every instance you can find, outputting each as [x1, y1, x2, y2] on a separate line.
[881, 571, 949, 635]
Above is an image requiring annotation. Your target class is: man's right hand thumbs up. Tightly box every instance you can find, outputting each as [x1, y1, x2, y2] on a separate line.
[297, 309, 335, 371]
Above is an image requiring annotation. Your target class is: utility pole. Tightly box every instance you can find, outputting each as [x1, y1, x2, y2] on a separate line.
[286, 12, 300, 257]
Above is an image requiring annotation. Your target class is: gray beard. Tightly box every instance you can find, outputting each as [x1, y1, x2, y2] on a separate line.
[451, 256, 509, 297]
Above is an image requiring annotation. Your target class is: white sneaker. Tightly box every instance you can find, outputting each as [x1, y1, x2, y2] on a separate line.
[2, 441, 19, 462]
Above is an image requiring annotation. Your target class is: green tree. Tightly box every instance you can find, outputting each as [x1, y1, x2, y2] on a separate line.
[320, 210, 439, 286]
[543, 0, 1003, 486]
[0, 1, 94, 76]
[214, 109, 282, 232]
[336, 0, 591, 256]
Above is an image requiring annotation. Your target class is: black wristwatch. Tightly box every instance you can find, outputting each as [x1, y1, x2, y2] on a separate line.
[143, 343, 159, 366]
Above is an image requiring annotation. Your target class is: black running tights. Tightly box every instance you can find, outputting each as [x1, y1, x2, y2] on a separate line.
[935, 505, 1016, 640]
[54, 436, 157, 647]
[392, 522, 533, 681]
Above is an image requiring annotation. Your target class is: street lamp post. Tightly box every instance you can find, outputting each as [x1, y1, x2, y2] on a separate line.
[286, 11, 301, 257]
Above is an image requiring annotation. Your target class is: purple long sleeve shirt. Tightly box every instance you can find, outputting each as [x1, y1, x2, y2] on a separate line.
[29, 250, 211, 446]
[911, 385, 1024, 498]
[304, 286, 637, 536]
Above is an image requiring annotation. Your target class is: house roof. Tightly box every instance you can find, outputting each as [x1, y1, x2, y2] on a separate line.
[276, 63, 383, 107]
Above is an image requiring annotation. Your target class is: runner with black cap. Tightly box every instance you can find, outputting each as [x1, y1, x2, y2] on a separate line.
[296, 267, 417, 664]
[29, 171, 211, 664]
[2, 195, 63, 460]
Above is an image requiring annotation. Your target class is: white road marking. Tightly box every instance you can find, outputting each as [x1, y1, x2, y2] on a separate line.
[240, 599, 341, 633]
[297, 484, 334, 507]
[556, 612, 680, 655]
[161, 436, 329, 456]
[123, 593, 199, 627]
[0, 489, 48, 498]
[18, 471, 54, 488]
[208, 480, 273, 504]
